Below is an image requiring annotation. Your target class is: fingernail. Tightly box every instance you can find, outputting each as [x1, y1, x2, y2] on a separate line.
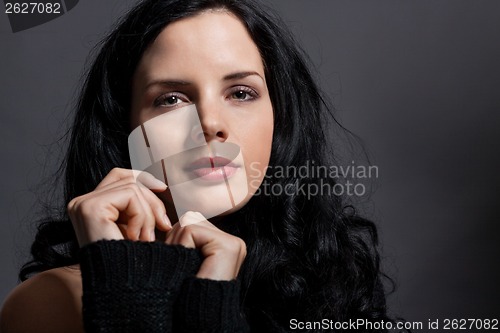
[179, 211, 205, 227]
[150, 178, 167, 189]
[163, 214, 172, 228]
[150, 230, 156, 241]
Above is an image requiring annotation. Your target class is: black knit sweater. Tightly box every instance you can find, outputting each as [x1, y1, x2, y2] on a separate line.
[79, 240, 250, 333]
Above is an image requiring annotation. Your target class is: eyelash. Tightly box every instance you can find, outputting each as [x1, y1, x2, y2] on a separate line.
[153, 86, 259, 108]
[228, 86, 259, 101]
[153, 92, 187, 108]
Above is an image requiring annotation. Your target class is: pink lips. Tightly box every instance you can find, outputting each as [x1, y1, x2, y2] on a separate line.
[186, 156, 238, 181]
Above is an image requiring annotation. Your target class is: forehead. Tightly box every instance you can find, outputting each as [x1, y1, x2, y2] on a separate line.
[134, 11, 265, 80]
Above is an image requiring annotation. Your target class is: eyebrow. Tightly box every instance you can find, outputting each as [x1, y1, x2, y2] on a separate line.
[145, 71, 264, 89]
[223, 71, 263, 81]
[146, 79, 190, 89]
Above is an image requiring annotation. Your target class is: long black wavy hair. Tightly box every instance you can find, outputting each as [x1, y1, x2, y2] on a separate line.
[21, 0, 392, 331]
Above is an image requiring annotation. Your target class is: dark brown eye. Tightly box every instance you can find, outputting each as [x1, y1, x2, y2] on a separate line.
[154, 93, 187, 108]
[229, 86, 258, 102]
[233, 90, 248, 100]
[165, 96, 179, 105]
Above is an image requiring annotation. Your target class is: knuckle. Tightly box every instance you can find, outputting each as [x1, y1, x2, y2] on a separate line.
[67, 196, 87, 214]
[233, 236, 246, 247]
[110, 167, 122, 175]
[238, 238, 247, 251]
[123, 181, 136, 189]
[224, 236, 246, 254]
[240, 246, 247, 260]
[111, 167, 133, 178]
[124, 183, 141, 195]
[67, 197, 77, 211]
[77, 198, 96, 216]
[237, 239, 247, 258]
[111, 167, 124, 173]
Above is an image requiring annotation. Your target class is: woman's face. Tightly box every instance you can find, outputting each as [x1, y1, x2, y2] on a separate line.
[130, 11, 273, 219]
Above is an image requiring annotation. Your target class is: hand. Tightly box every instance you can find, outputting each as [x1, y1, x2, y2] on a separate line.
[165, 212, 246, 281]
[67, 168, 172, 247]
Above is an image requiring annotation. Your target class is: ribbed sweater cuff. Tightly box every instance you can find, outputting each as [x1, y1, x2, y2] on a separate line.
[79, 240, 202, 333]
[174, 277, 250, 332]
[79, 240, 201, 289]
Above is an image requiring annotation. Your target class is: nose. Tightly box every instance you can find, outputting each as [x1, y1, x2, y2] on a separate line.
[193, 100, 228, 143]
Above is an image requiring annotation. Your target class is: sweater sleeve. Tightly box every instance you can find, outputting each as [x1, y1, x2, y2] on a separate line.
[79, 240, 202, 333]
[174, 277, 250, 333]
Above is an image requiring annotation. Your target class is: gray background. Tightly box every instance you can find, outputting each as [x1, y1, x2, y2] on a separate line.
[1, 0, 499, 327]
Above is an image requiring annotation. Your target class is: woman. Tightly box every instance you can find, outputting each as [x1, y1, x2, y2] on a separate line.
[0, 0, 391, 332]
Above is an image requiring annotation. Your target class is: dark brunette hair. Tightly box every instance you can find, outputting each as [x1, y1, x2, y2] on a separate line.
[21, 0, 392, 330]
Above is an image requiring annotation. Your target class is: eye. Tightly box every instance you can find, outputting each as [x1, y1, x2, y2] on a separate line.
[164, 96, 180, 105]
[229, 86, 258, 101]
[154, 93, 188, 108]
[233, 90, 248, 100]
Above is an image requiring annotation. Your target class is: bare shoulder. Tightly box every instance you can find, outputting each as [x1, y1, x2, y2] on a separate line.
[0, 265, 83, 333]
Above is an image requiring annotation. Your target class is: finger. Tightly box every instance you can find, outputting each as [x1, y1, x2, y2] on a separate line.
[168, 225, 197, 249]
[107, 183, 156, 241]
[178, 211, 206, 227]
[164, 221, 198, 248]
[69, 187, 147, 245]
[135, 171, 168, 192]
[127, 184, 157, 242]
[92, 175, 163, 195]
[177, 211, 218, 230]
[95, 167, 134, 190]
[94, 168, 172, 234]
[97, 179, 170, 236]
[136, 183, 172, 232]
[93, 171, 169, 235]
[96, 168, 167, 192]
[165, 213, 213, 247]
[165, 211, 211, 245]
[166, 220, 245, 279]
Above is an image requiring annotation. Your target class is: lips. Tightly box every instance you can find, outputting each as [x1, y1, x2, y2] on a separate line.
[186, 156, 239, 181]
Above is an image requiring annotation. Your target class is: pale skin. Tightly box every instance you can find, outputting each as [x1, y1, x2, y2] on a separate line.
[0, 11, 273, 333]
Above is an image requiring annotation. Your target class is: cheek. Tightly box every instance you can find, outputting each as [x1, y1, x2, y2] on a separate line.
[239, 105, 273, 150]
[239, 106, 274, 193]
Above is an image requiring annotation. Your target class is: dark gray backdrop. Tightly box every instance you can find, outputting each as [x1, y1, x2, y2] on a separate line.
[1, 0, 499, 327]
